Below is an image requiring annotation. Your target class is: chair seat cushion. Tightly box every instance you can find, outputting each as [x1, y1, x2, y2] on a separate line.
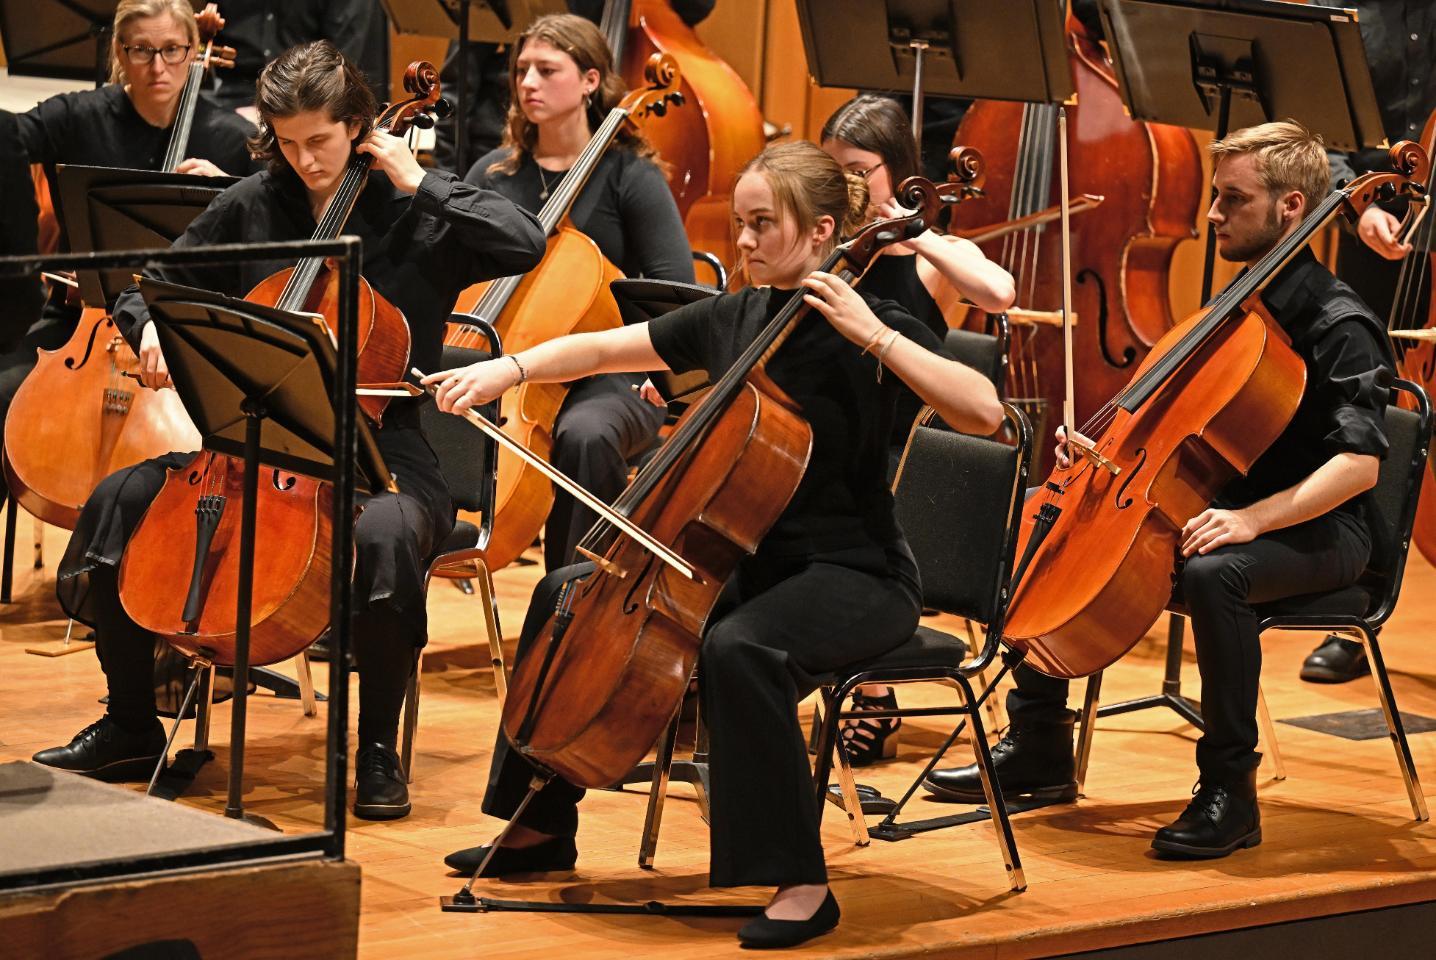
[845, 624, 970, 674]
[435, 519, 479, 558]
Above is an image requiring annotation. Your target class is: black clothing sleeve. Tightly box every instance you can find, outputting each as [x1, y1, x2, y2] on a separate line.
[1309, 319, 1391, 460]
[647, 291, 718, 374]
[411, 170, 548, 278]
[619, 156, 697, 283]
[16, 92, 78, 166]
[0, 110, 42, 353]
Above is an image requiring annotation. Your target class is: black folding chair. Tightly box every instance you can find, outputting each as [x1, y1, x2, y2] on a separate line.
[943, 311, 1009, 390]
[809, 402, 1033, 892]
[1075, 378, 1431, 823]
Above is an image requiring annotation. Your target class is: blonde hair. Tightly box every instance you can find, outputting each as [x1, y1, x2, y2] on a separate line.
[1209, 119, 1330, 211]
[110, 0, 200, 84]
[488, 13, 657, 176]
[736, 141, 870, 261]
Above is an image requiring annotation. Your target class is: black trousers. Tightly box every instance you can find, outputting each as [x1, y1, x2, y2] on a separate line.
[544, 375, 664, 571]
[483, 551, 922, 888]
[58, 453, 449, 747]
[1006, 512, 1371, 783]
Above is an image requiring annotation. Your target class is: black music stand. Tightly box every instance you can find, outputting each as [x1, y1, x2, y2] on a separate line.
[1091, 0, 1384, 729]
[0, 0, 116, 85]
[139, 277, 391, 825]
[611, 278, 717, 415]
[380, 0, 563, 182]
[56, 164, 237, 308]
[794, 0, 1072, 154]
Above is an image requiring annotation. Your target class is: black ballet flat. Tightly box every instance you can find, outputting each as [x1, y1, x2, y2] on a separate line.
[737, 890, 840, 950]
[443, 835, 577, 876]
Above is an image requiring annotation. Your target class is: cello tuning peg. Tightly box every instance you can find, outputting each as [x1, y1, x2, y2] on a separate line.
[671, 92, 686, 107]
[411, 114, 435, 130]
[651, 102, 667, 117]
[430, 97, 455, 120]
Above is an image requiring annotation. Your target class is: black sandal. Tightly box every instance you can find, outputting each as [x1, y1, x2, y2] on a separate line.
[840, 688, 901, 766]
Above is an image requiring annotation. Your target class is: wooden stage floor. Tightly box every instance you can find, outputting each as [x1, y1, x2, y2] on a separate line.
[2, 520, 1435, 958]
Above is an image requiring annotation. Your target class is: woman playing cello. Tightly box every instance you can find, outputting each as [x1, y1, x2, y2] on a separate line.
[29, 41, 546, 821]
[1, 0, 253, 464]
[462, 13, 695, 572]
[428, 141, 1003, 948]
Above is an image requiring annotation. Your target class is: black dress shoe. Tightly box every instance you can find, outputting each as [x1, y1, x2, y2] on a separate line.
[1300, 635, 1370, 684]
[925, 711, 1078, 803]
[443, 835, 577, 876]
[737, 890, 840, 949]
[32, 716, 165, 782]
[353, 743, 410, 820]
[1151, 771, 1261, 859]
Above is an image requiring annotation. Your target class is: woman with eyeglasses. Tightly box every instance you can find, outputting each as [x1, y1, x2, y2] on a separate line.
[819, 94, 1016, 766]
[16, 0, 254, 179]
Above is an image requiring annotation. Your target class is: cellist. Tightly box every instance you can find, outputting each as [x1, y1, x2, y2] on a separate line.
[462, 13, 695, 572]
[427, 141, 1003, 949]
[927, 121, 1394, 861]
[0, 0, 254, 471]
[29, 41, 546, 822]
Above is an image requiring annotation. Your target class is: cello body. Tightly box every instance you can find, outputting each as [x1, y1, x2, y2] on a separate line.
[1003, 304, 1305, 679]
[451, 225, 625, 572]
[503, 377, 811, 786]
[3, 308, 201, 528]
[949, 23, 1200, 470]
[619, 0, 765, 277]
[118, 452, 332, 666]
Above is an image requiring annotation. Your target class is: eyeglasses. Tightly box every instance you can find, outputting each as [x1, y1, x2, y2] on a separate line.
[850, 161, 884, 181]
[121, 43, 192, 66]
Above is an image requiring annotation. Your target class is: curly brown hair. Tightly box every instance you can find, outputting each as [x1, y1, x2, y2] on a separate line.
[487, 13, 657, 176]
[247, 41, 377, 177]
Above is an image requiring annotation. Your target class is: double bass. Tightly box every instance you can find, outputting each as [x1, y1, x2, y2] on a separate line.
[1386, 108, 1436, 567]
[3, 4, 236, 528]
[1002, 144, 1430, 681]
[491, 180, 942, 788]
[447, 54, 683, 573]
[601, 0, 766, 280]
[116, 63, 445, 666]
[948, 12, 1201, 472]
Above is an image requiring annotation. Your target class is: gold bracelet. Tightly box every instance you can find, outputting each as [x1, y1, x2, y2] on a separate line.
[874, 329, 901, 382]
[860, 326, 889, 356]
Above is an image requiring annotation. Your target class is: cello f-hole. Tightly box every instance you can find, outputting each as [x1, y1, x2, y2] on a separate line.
[1114, 447, 1147, 510]
[63, 319, 106, 372]
[622, 556, 655, 615]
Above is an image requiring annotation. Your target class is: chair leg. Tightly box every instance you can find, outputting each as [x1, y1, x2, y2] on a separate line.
[147, 659, 211, 796]
[961, 675, 1025, 892]
[969, 620, 1005, 733]
[400, 649, 422, 784]
[810, 690, 841, 809]
[2, 493, 16, 604]
[639, 703, 682, 869]
[830, 708, 871, 847]
[193, 661, 216, 752]
[31, 515, 43, 570]
[1360, 628, 1429, 821]
[473, 561, 507, 707]
[1256, 684, 1285, 781]
[295, 651, 318, 718]
[1075, 671, 1102, 797]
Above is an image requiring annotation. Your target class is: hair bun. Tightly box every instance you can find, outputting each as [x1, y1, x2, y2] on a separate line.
[841, 171, 870, 237]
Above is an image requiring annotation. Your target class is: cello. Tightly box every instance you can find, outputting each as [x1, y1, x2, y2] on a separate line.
[1385, 108, 1436, 567]
[116, 63, 445, 667]
[3, 4, 235, 528]
[481, 179, 943, 789]
[1002, 143, 1429, 681]
[947, 11, 1201, 472]
[601, 0, 766, 281]
[447, 54, 683, 573]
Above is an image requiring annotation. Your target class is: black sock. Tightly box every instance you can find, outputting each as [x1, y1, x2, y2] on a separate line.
[354, 608, 418, 748]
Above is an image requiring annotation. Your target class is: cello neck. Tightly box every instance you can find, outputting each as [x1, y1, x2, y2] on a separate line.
[599, 0, 633, 64]
[161, 59, 208, 172]
[275, 153, 376, 313]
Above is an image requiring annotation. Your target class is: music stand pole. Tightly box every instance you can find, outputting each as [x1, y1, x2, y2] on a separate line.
[456, 0, 471, 177]
[224, 404, 264, 820]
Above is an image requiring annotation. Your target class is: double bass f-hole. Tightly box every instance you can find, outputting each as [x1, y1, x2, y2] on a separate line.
[1077, 267, 1136, 369]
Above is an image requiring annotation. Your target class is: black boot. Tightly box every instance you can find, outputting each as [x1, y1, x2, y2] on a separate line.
[353, 743, 410, 820]
[924, 711, 1077, 803]
[1151, 770, 1260, 859]
[32, 716, 165, 782]
[1300, 635, 1369, 683]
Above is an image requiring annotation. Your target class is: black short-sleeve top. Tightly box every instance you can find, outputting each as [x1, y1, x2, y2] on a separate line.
[1222, 247, 1394, 532]
[647, 285, 944, 573]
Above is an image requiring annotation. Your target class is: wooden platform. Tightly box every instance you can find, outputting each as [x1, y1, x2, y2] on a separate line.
[1, 521, 1434, 958]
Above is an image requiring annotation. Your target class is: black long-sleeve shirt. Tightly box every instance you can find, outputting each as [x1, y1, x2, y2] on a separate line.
[0, 110, 42, 352]
[109, 167, 545, 495]
[17, 84, 255, 177]
[1222, 248, 1394, 538]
